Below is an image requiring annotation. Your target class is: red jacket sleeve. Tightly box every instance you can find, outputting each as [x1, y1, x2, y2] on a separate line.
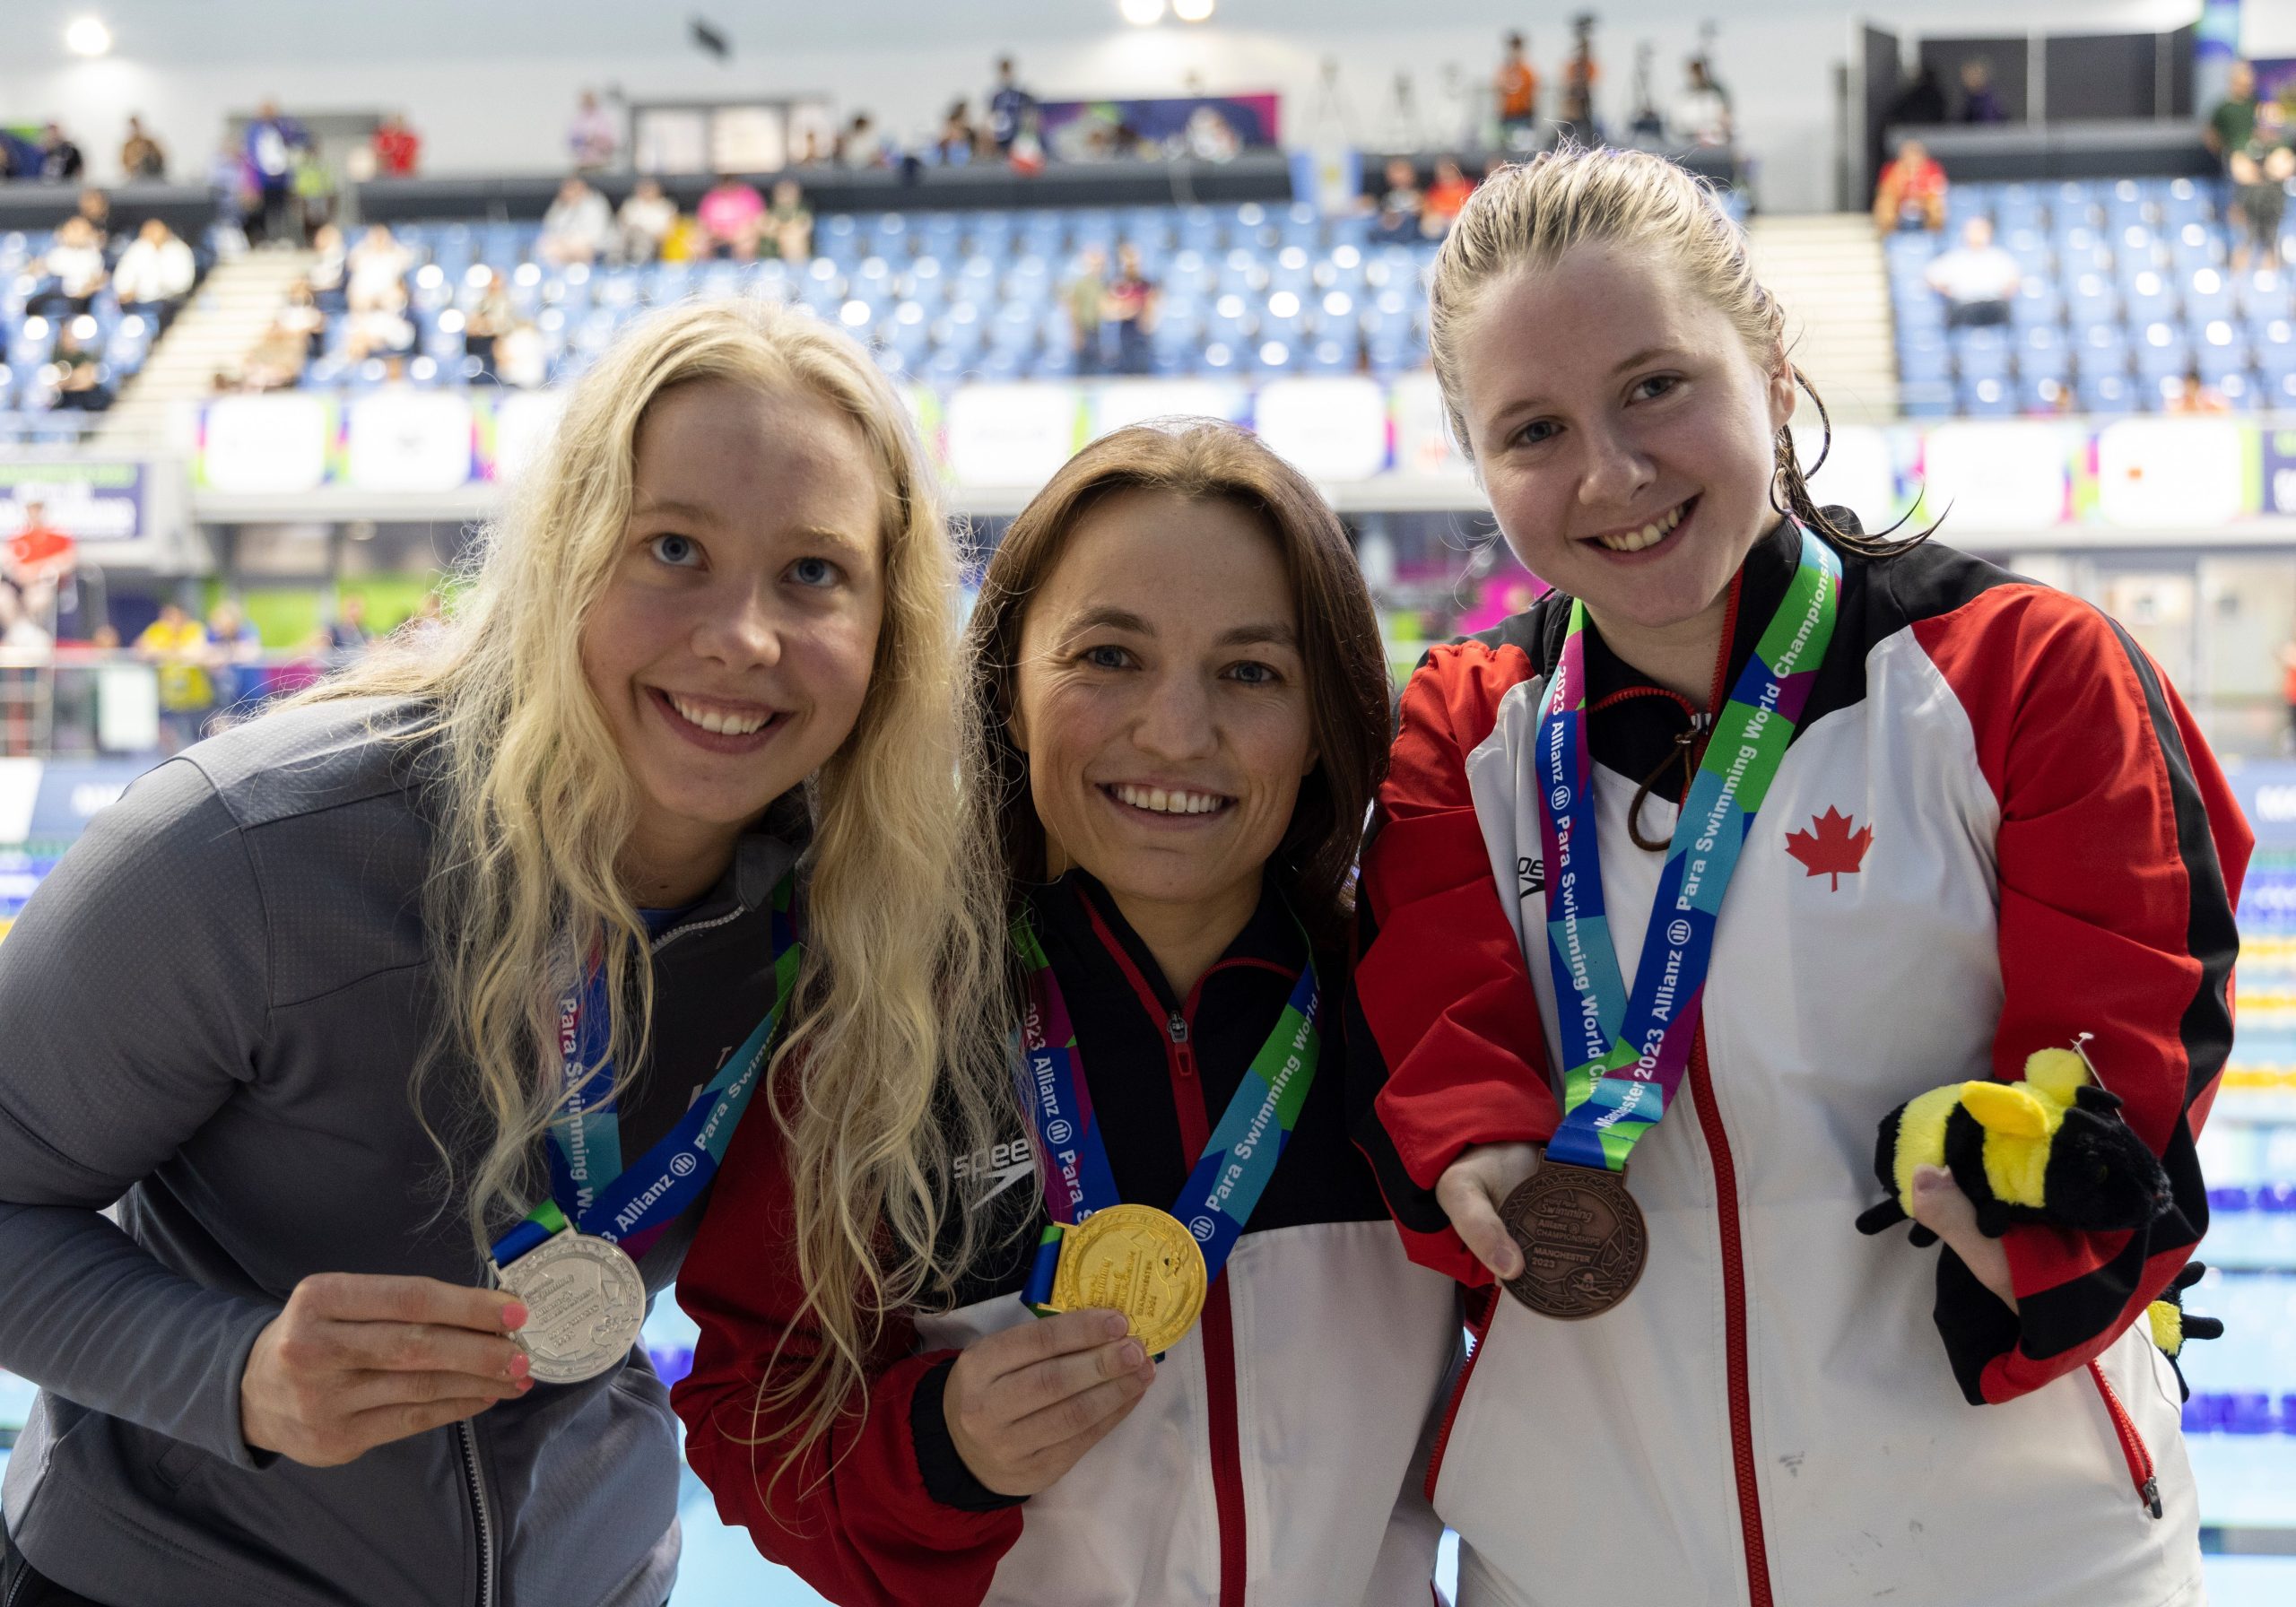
[671, 1104, 1022, 1604]
[1915, 586, 2251, 1403]
[1347, 640, 1563, 1284]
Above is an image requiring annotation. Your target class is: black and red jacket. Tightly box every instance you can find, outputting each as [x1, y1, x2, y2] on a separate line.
[674, 871, 1460, 1606]
[1347, 519, 2249, 1606]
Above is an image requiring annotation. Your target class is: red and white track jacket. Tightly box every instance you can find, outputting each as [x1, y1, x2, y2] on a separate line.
[1349, 521, 2250, 1607]
[675, 873, 1459, 1606]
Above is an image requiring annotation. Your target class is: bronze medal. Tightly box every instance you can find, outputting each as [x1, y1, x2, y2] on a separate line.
[1499, 1160, 1648, 1319]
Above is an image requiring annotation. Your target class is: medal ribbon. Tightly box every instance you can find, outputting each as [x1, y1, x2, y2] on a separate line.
[1012, 905, 1322, 1308]
[1535, 525, 1840, 1172]
[491, 873, 802, 1268]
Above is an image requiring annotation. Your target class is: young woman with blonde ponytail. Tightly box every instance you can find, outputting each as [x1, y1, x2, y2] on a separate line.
[1350, 146, 2247, 1605]
[0, 298, 1007, 1607]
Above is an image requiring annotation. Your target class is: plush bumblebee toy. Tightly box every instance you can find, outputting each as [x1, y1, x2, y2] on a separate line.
[1855, 1045, 2171, 1243]
[2145, 1262, 2224, 1403]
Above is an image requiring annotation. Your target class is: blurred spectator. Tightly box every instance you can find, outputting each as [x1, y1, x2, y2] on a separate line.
[1557, 16, 1602, 143]
[2231, 140, 2292, 273]
[2207, 61, 2258, 165]
[30, 219, 109, 317]
[325, 594, 373, 655]
[1422, 158, 1476, 231]
[1103, 243, 1157, 377]
[371, 113, 422, 178]
[135, 602, 213, 752]
[1624, 43, 1668, 147]
[539, 177, 613, 266]
[615, 177, 678, 265]
[51, 320, 110, 411]
[1673, 57, 1734, 148]
[205, 599, 265, 724]
[2, 501, 75, 634]
[988, 57, 1038, 154]
[1063, 248, 1107, 374]
[1873, 137, 1946, 233]
[277, 280, 326, 359]
[239, 318, 312, 390]
[496, 322, 548, 390]
[837, 114, 891, 169]
[308, 222, 349, 311]
[344, 293, 415, 363]
[1958, 61, 2007, 125]
[935, 101, 981, 167]
[1370, 157, 1425, 244]
[292, 144, 336, 240]
[697, 174, 766, 260]
[569, 91, 619, 171]
[2165, 369, 2230, 414]
[243, 100, 310, 246]
[1886, 63, 1947, 127]
[113, 220, 197, 329]
[764, 179, 813, 263]
[346, 223, 413, 312]
[120, 116, 167, 180]
[75, 187, 112, 253]
[39, 123, 86, 184]
[208, 140, 258, 244]
[463, 269, 512, 379]
[1924, 217, 2021, 327]
[1495, 32, 1539, 148]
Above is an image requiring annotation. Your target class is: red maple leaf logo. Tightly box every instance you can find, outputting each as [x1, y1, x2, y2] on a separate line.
[1785, 807, 1873, 891]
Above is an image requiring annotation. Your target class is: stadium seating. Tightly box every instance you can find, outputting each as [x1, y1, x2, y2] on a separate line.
[310, 191, 1751, 391]
[1888, 176, 2296, 417]
[0, 230, 163, 441]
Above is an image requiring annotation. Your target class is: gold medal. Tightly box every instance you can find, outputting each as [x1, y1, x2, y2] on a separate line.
[1043, 1203, 1209, 1355]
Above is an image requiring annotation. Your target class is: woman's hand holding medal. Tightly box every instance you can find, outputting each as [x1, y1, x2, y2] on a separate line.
[1437, 1142, 1543, 1281]
[240, 1273, 535, 1467]
[944, 1308, 1158, 1498]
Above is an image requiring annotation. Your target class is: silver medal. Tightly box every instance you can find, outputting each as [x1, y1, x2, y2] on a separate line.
[497, 1231, 648, 1385]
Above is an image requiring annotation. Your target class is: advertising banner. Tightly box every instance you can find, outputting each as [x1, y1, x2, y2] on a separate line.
[0, 462, 147, 544]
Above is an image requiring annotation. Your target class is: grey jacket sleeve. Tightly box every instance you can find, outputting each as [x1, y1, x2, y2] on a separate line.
[0, 757, 282, 1468]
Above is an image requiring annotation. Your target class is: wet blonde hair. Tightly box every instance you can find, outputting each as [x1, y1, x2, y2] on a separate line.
[303, 298, 1008, 1466]
[1428, 144, 1905, 555]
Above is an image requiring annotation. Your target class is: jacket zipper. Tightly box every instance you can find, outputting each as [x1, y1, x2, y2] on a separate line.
[1081, 896, 1259, 1607]
[2086, 1360, 2164, 1518]
[1421, 1285, 1500, 1501]
[4, 1554, 28, 1607]
[1688, 1030, 1776, 1607]
[457, 1418, 498, 1607]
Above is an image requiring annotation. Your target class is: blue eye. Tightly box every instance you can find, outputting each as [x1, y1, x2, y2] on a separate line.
[648, 534, 700, 568]
[1081, 644, 1131, 670]
[1227, 660, 1280, 686]
[787, 556, 841, 588]
[1632, 375, 1681, 402]
[1517, 419, 1560, 447]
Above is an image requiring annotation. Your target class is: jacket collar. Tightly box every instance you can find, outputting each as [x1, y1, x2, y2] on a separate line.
[657, 792, 807, 938]
[1024, 867, 1303, 1015]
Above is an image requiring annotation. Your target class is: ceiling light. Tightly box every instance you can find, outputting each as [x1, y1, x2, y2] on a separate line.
[1174, 0, 1215, 19]
[1119, 0, 1166, 25]
[65, 16, 112, 56]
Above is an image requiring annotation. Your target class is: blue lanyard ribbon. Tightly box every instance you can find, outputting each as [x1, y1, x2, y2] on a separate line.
[1536, 526, 1841, 1172]
[1012, 906, 1322, 1307]
[491, 876, 801, 1267]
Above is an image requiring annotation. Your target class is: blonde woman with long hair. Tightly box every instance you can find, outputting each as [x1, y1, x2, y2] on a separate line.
[0, 298, 1007, 1607]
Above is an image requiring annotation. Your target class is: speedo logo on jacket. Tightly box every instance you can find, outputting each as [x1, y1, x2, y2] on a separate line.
[953, 1134, 1036, 1203]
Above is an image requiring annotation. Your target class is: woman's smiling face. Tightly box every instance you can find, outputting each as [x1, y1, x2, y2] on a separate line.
[1011, 491, 1316, 918]
[1451, 243, 1796, 638]
[579, 378, 884, 887]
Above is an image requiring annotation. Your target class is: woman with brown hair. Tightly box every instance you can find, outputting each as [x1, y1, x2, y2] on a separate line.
[674, 420, 1460, 1605]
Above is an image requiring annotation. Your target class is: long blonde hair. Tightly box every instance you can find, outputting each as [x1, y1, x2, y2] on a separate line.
[1427, 145, 1911, 555]
[304, 297, 1009, 1464]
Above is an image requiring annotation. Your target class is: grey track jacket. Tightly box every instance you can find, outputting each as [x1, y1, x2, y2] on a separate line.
[0, 699, 799, 1606]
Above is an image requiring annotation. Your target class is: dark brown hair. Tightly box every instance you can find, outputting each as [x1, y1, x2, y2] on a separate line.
[964, 420, 1390, 946]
